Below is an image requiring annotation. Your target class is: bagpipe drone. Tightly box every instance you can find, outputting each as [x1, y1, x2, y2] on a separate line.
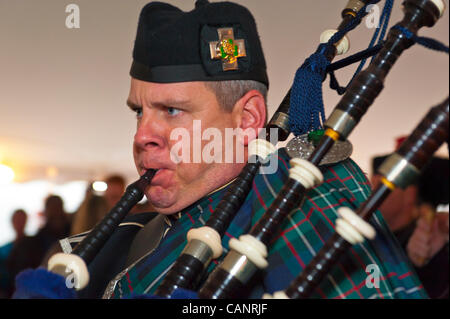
[13, 0, 448, 299]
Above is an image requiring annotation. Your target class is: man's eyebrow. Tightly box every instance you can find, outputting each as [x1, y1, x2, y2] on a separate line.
[126, 100, 141, 109]
[126, 98, 191, 110]
[152, 100, 191, 109]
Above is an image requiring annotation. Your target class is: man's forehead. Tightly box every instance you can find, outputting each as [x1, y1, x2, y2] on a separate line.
[128, 79, 212, 106]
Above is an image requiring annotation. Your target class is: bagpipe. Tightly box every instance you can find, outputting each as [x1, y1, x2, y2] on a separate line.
[47, 169, 157, 290]
[265, 96, 449, 299]
[13, 0, 448, 299]
[196, 0, 448, 299]
[154, 0, 368, 298]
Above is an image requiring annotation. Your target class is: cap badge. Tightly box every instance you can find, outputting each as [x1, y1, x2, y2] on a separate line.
[209, 28, 246, 71]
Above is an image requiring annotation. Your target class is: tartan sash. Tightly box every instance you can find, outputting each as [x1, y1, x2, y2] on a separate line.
[108, 148, 427, 299]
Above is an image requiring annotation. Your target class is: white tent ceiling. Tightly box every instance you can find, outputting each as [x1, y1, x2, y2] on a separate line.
[1, 0, 448, 184]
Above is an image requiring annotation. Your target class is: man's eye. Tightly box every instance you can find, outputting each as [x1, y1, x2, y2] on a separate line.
[132, 108, 143, 118]
[167, 107, 182, 116]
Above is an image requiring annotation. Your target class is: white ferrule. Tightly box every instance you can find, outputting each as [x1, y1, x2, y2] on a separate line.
[335, 207, 377, 245]
[430, 0, 445, 17]
[187, 226, 223, 259]
[229, 234, 268, 269]
[338, 207, 376, 240]
[248, 139, 276, 159]
[320, 29, 350, 55]
[336, 218, 364, 244]
[289, 158, 324, 189]
[47, 253, 90, 290]
[263, 291, 290, 299]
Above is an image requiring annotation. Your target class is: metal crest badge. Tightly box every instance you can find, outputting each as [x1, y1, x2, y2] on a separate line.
[286, 133, 353, 165]
[209, 28, 246, 71]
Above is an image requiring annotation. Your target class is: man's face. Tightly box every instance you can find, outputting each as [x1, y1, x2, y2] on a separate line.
[128, 79, 246, 214]
[12, 211, 27, 235]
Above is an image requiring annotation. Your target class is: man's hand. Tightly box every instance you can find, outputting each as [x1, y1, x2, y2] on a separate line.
[406, 204, 449, 267]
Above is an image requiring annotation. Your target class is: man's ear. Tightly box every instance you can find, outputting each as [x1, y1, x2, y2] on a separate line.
[232, 89, 266, 146]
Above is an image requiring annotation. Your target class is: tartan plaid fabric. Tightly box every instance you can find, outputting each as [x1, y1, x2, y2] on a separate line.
[109, 148, 427, 299]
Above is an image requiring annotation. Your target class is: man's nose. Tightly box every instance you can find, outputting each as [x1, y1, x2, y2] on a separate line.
[134, 112, 167, 151]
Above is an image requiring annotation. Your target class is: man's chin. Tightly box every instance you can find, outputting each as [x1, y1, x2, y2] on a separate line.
[145, 186, 179, 214]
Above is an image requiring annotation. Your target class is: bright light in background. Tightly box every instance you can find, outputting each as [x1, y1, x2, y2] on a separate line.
[0, 164, 15, 185]
[0, 180, 88, 246]
[46, 166, 58, 178]
[92, 181, 107, 192]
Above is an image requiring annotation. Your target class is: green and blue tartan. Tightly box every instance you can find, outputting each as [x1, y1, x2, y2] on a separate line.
[110, 148, 427, 299]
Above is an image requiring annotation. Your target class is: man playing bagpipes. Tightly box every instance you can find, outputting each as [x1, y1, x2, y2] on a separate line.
[14, 0, 437, 299]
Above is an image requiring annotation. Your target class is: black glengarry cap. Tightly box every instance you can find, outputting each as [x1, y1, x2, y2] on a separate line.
[130, 0, 268, 87]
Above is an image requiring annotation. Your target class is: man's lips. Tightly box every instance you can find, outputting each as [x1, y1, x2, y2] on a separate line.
[140, 166, 172, 187]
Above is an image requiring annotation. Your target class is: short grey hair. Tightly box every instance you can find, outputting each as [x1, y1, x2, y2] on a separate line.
[203, 80, 268, 113]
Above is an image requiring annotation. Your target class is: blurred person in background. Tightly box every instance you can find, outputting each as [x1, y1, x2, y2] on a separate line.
[70, 174, 126, 235]
[372, 140, 449, 299]
[36, 195, 72, 252]
[0, 209, 27, 298]
[7, 195, 71, 296]
[405, 157, 449, 298]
